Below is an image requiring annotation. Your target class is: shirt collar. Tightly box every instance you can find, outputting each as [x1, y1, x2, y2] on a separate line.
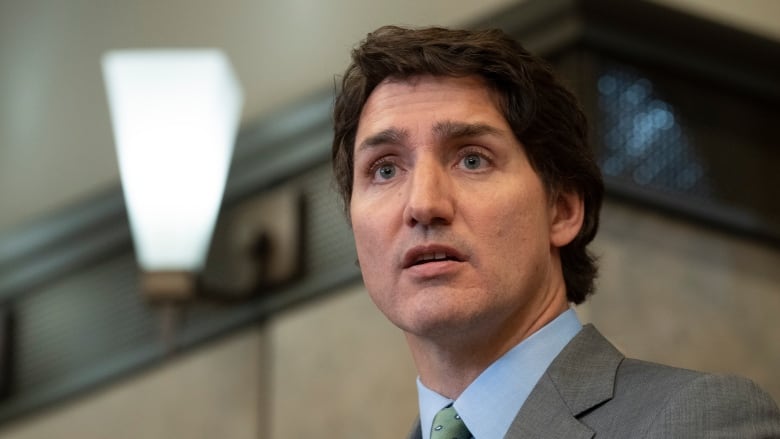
[416, 308, 582, 439]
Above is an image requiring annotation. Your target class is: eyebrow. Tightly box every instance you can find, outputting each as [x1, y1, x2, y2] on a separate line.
[357, 128, 409, 152]
[432, 121, 504, 140]
[356, 121, 504, 153]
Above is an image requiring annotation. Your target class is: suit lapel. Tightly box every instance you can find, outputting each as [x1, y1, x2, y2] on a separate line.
[504, 325, 623, 439]
[505, 373, 595, 438]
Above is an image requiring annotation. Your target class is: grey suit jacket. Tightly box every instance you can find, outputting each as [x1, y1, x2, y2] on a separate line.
[407, 325, 780, 438]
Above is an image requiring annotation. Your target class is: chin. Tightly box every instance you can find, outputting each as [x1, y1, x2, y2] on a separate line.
[395, 305, 481, 340]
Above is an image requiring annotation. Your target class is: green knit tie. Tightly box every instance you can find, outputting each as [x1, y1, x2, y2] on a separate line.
[430, 405, 472, 439]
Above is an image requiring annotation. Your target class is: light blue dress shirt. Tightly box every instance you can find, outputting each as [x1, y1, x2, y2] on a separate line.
[416, 308, 582, 439]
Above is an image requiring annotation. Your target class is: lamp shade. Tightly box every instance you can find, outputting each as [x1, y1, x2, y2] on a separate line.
[102, 49, 243, 272]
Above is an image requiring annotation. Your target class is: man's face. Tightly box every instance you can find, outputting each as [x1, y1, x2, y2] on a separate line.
[350, 75, 578, 345]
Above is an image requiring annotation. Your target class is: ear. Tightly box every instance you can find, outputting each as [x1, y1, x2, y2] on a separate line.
[549, 189, 584, 248]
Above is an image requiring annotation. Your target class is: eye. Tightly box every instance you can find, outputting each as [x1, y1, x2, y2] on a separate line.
[375, 163, 397, 180]
[461, 153, 484, 170]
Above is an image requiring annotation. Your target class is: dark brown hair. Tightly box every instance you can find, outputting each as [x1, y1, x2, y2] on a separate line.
[332, 25, 604, 304]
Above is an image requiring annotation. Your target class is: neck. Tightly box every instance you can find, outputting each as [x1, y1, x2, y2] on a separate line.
[406, 293, 569, 399]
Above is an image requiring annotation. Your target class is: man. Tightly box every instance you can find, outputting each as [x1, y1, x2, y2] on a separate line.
[331, 25, 780, 438]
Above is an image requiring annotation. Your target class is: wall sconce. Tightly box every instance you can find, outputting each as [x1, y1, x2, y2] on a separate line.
[102, 49, 300, 304]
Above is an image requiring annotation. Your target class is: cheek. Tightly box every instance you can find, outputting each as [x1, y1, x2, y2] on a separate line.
[351, 219, 397, 312]
[480, 197, 548, 261]
[350, 192, 403, 263]
[352, 221, 374, 263]
[351, 212, 389, 275]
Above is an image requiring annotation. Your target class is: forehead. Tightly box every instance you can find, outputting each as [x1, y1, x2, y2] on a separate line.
[355, 75, 507, 139]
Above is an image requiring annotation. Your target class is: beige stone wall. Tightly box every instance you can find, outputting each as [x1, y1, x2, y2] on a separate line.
[580, 201, 780, 403]
[0, 325, 268, 439]
[268, 285, 417, 438]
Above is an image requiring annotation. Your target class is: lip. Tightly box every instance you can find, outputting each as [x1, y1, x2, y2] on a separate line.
[401, 244, 467, 269]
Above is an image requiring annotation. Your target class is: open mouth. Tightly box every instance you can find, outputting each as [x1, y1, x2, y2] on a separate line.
[411, 252, 461, 266]
[403, 245, 467, 269]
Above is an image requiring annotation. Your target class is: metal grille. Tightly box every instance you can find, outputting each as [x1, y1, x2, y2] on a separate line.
[14, 254, 152, 393]
[299, 164, 357, 275]
[596, 64, 712, 197]
[572, 53, 780, 239]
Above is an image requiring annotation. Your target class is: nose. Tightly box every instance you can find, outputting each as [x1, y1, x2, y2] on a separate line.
[403, 159, 455, 227]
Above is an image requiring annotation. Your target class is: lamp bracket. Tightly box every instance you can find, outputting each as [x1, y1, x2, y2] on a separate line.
[197, 183, 304, 300]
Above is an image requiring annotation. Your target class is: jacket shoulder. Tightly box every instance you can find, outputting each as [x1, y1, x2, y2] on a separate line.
[642, 370, 780, 438]
[583, 358, 780, 437]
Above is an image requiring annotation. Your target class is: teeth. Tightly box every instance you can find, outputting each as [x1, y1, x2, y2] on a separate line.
[417, 252, 448, 263]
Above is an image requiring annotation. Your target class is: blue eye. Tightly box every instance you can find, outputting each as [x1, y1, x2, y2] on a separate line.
[376, 164, 396, 179]
[462, 154, 482, 170]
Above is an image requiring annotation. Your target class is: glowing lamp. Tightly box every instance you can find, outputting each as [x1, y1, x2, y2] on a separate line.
[102, 49, 243, 300]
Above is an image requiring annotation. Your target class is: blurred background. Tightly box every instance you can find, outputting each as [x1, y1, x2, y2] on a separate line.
[0, 0, 779, 437]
